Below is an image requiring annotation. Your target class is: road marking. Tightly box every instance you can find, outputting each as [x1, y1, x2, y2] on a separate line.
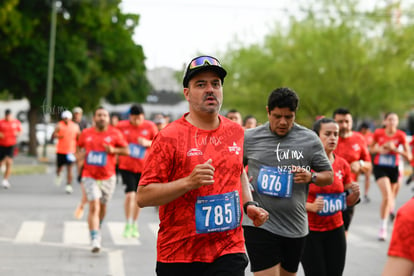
[108, 250, 125, 276]
[107, 222, 141, 245]
[15, 221, 45, 243]
[63, 221, 90, 245]
[9, 220, 157, 246]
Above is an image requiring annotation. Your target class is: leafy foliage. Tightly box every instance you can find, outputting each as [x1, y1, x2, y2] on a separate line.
[222, 0, 414, 127]
[0, 0, 149, 155]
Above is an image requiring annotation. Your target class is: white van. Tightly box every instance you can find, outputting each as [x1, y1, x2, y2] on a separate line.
[0, 98, 55, 150]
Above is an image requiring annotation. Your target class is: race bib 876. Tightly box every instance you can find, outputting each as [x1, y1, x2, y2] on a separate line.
[257, 165, 293, 198]
[195, 191, 241, 234]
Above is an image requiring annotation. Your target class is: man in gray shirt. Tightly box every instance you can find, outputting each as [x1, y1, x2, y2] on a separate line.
[243, 87, 333, 276]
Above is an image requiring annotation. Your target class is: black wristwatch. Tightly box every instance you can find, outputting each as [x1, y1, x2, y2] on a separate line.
[243, 201, 259, 214]
[311, 172, 317, 183]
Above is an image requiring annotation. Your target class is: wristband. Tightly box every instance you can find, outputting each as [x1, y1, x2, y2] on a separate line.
[345, 188, 353, 196]
[359, 160, 365, 167]
[243, 201, 259, 214]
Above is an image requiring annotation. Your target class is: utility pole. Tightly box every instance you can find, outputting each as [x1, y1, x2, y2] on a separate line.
[43, 0, 57, 159]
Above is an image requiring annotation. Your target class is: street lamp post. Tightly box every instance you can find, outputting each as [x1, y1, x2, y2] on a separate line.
[43, 0, 57, 158]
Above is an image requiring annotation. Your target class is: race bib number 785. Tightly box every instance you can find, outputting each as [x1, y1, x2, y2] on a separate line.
[195, 191, 241, 234]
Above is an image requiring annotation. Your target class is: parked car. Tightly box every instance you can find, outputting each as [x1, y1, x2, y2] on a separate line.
[35, 123, 56, 145]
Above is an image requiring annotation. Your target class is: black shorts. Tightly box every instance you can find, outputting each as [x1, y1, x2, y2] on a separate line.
[243, 226, 306, 273]
[120, 169, 141, 193]
[301, 226, 346, 276]
[156, 253, 248, 276]
[56, 153, 75, 167]
[0, 146, 15, 160]
[373, 165, 399, 183]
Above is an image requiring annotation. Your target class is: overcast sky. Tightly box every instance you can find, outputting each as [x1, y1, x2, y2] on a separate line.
[120, 0, 302, 70]
[120, 0, 403, 70]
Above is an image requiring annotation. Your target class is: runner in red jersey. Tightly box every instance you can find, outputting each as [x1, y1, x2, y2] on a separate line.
[333, 108, 371, 235]
[77, 107, 129, 253]
[52, 110, 80, 194]
[0, 109, 22, 189]
[358, 121, 375, 202]
[302, 118, 360, 276]
[116, 104, 158, 238]
[137, 55, 269, 276]
[382, 197, 414, 276]
[370, 112, 411, 241]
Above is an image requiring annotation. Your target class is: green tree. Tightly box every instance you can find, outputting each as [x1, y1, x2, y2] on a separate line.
[0, 0, 150, 156]
[222, 0, 414, 127]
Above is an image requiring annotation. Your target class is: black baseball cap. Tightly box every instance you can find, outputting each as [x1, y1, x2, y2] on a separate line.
[182, 55, 227, 88]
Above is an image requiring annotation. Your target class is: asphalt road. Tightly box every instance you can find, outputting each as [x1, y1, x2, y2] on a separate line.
[0, 158, 413, 276]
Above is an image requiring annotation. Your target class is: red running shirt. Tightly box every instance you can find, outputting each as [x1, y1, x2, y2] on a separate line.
[77, 126, 128, 180]
[0, 119, 22, 147]
[307, 155, 352, 231]
[139, 114, 246, 263]
[116, 120, 158, 173]
[334, 131, 371, 181]
[388, 197, 414, 262]
[372, 128, 407, 167]
[410, 139, 414, 167]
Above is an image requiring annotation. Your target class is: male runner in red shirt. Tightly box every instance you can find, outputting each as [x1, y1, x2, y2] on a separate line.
[333, 108, 371, 235]
[138, 55, 269, 275]
[77, 107, 129, 253]
[117, 104, 158, 238]
[0, 109, 22, 188]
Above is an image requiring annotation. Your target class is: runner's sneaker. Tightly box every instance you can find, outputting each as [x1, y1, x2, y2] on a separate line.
[73, 204, 84, 219]
[65, 185, 73, 194]
[91, 237, 101, 253]
[363, 195, 371, 203]
[55, 175, 62, 186]
[378, 227, 387, 241]
[2, 179, 10, 189]
[123, 224, 132, 238]
[131, 224, 140, 238]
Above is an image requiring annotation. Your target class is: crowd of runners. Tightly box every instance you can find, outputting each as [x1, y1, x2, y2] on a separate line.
[0, 55, 413, 276]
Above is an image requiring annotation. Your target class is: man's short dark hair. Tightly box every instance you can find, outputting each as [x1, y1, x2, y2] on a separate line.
[130, 104, 144, 115]
[332, 108, 351, 117]
[5, 109, 11, 116]
[267, 87, 299, 113]
[358, 121, 370, 131]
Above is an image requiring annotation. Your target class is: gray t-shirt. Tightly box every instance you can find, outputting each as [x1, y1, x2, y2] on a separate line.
[243, 122, 332, 238]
